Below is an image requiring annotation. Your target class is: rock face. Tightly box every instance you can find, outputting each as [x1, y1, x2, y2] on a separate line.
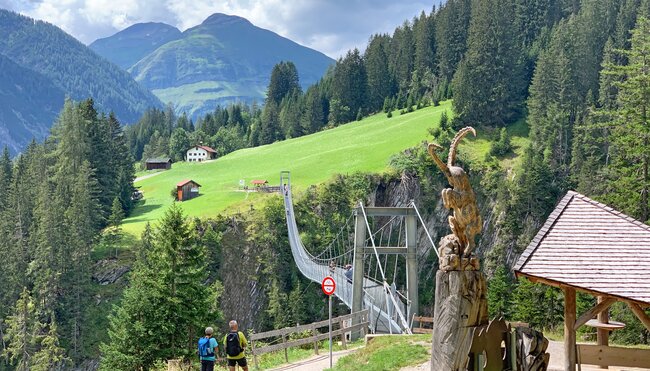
[92, 259, 131, 285]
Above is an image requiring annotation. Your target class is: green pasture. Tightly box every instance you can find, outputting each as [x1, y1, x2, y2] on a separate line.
[123, 102, 451, 234]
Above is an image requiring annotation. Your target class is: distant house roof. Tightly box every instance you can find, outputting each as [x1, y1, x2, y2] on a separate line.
[191, 145, 217, 153]
[251, 179, 268, 185]
[146, 157, 172, 163]
[514, 190, 650, 305]
[177, 179, 201, 187]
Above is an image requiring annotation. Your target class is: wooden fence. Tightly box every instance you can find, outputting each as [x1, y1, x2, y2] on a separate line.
[249, 309, 369, 369]
[578, 344, 650, 368]
[412, 316, 434, 334]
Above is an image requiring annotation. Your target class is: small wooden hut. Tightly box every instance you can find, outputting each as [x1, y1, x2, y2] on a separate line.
[251, 179, 268, 190]
[515, 191, 650, 370]
[145, 157, 172, 170]
[176, 180, 201, 201]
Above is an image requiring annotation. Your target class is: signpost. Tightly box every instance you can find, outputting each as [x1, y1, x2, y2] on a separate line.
[321, 276, 336, 369]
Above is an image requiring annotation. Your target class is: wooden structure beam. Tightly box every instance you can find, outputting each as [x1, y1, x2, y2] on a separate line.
[573, 297, 617, 330]
[627, 302, 650, 332]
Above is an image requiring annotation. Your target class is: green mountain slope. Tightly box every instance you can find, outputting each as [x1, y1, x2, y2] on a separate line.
[125, 13, 334, 118]
[89, 22, 182, 70]
[0, 10, 162, 153]
[124, 102, 451, 234]
[0, 54, 64, 153]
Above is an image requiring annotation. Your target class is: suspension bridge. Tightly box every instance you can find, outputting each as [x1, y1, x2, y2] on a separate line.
[280, 171, 438, 334]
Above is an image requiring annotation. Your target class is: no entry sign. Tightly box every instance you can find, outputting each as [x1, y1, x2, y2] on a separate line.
[321, 276, 336, 296]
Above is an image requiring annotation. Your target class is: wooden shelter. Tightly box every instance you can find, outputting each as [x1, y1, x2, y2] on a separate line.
[515, 191, 650, 370]
[176, 180, 201, 201]
[145, 157, 172, 170]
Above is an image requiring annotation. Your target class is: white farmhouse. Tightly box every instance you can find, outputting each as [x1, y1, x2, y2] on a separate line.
[186, 145, 217, 162]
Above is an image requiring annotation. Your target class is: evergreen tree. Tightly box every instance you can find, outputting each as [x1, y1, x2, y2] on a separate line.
[389, 21, 415, 92]
[600, 16, 650, 221]
[487, 265, 513, 318]
[101, 204, 212, 366]
[260, 101, 281, 145]
[331, 49, 367, 124]
[267, 61, 301, 105]
[3, 288, 38, 370]
[413, 11, 435, 77]
[435, 0, 471, 83]
[30, 320, 70, 371]
[279, 89, 303, 138]
[364, 34, 394, 112]
[301, 84, 327, 134]
[452, 0, 525, 126]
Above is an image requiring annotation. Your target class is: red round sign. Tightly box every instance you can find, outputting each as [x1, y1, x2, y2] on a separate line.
[321, 276, 336, 296]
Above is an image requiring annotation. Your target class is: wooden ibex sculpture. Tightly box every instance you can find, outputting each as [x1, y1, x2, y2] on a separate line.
[428, 127, 482, 257]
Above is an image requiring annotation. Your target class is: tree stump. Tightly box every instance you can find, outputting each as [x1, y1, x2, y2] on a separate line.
[431, 269, 489, 371]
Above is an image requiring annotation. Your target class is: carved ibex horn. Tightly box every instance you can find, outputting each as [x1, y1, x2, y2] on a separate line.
[447, 126, 476, 167]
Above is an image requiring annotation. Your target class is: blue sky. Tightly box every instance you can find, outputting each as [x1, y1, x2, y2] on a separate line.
[0, 0, 440, 58]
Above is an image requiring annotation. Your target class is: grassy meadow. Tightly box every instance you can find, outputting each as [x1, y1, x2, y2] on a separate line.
[124, 100, 530, 235]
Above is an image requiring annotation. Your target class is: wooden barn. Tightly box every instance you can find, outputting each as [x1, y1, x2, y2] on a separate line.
[145, 157, 172, 170]
[176, 180, 201, 201]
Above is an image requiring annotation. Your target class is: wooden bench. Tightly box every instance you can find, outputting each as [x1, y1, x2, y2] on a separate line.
[412, 316, 434, 334]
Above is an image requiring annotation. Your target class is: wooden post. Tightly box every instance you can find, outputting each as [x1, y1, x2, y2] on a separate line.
[282, 333, 288, 363]
[430, 270, 489, 371]
[251, 338, 259, 370]
[596, 296, 609, 369]
[563, 286, 577, 371]
[339, 318, 347, 350]
[312, 324, 319, 355]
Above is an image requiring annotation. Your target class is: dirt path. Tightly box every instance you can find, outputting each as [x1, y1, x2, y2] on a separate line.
[134, 171, 164, 183]
[266, 348, 358, 371]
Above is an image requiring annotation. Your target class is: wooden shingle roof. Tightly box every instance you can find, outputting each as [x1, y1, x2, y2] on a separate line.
[514, 190, 650, 305]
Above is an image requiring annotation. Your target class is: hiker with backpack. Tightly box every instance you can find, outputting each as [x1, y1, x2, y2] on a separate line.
[198, 327, 220, 371]
[223, 320, 248, 371]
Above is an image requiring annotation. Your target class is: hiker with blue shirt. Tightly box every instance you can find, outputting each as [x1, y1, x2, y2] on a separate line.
[198, 327, 220, 371]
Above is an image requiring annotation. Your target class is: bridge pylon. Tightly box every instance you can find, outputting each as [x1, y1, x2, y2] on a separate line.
[351, 203, 419, 335]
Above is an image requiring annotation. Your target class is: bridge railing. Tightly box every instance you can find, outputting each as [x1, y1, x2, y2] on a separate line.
[249, 309, 369, 369]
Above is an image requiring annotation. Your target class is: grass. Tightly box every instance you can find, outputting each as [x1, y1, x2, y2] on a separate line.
[326, 335, 431, 371]
[122, 101, 453, 235]
[461, 117, 530, 172]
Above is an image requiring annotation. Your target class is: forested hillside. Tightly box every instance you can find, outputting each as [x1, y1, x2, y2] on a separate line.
[0, 10, 162, 154]
[1, 0, 650, 369]
[0, 100, 136, 369]
[0, 54, 64, 154]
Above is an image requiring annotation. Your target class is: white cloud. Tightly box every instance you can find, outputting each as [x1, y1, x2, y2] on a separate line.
[1, 0, 433, 58]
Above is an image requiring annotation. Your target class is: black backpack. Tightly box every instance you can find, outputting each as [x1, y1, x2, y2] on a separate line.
[226, 331, 243, 357]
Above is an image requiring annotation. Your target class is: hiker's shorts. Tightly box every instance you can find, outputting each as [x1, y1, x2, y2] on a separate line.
[227, 357, 247, 367]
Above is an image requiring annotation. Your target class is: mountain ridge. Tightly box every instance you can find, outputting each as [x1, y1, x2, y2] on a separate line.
[0, 9, 163, 154]
[93, 13, 334, 119]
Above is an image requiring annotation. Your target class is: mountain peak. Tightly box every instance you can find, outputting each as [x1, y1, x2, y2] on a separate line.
[201, 13, 251, 27]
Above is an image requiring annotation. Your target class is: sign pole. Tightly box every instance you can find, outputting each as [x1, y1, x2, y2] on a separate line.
[329, 293, 333, 369]
[321, 276, 336, 370]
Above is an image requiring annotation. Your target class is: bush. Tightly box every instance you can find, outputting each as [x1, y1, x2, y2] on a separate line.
[489, 128, 513, 157]
[170, 187, 178, 201]
[387, 111, 393, 118]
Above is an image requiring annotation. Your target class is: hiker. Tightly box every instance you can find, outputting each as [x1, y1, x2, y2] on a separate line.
[283, 183, 289, 196]
[329, 260, 336, 275]
[344, 264, 353, 283]
[224, 320, 248, 371]
[198, 327, 219, 371]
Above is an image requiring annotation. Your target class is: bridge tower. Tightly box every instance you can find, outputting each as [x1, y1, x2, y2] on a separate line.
[351, 204, 419, 332]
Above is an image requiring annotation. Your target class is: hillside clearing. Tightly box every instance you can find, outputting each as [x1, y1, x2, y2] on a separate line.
[124, 101, 530, 235]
